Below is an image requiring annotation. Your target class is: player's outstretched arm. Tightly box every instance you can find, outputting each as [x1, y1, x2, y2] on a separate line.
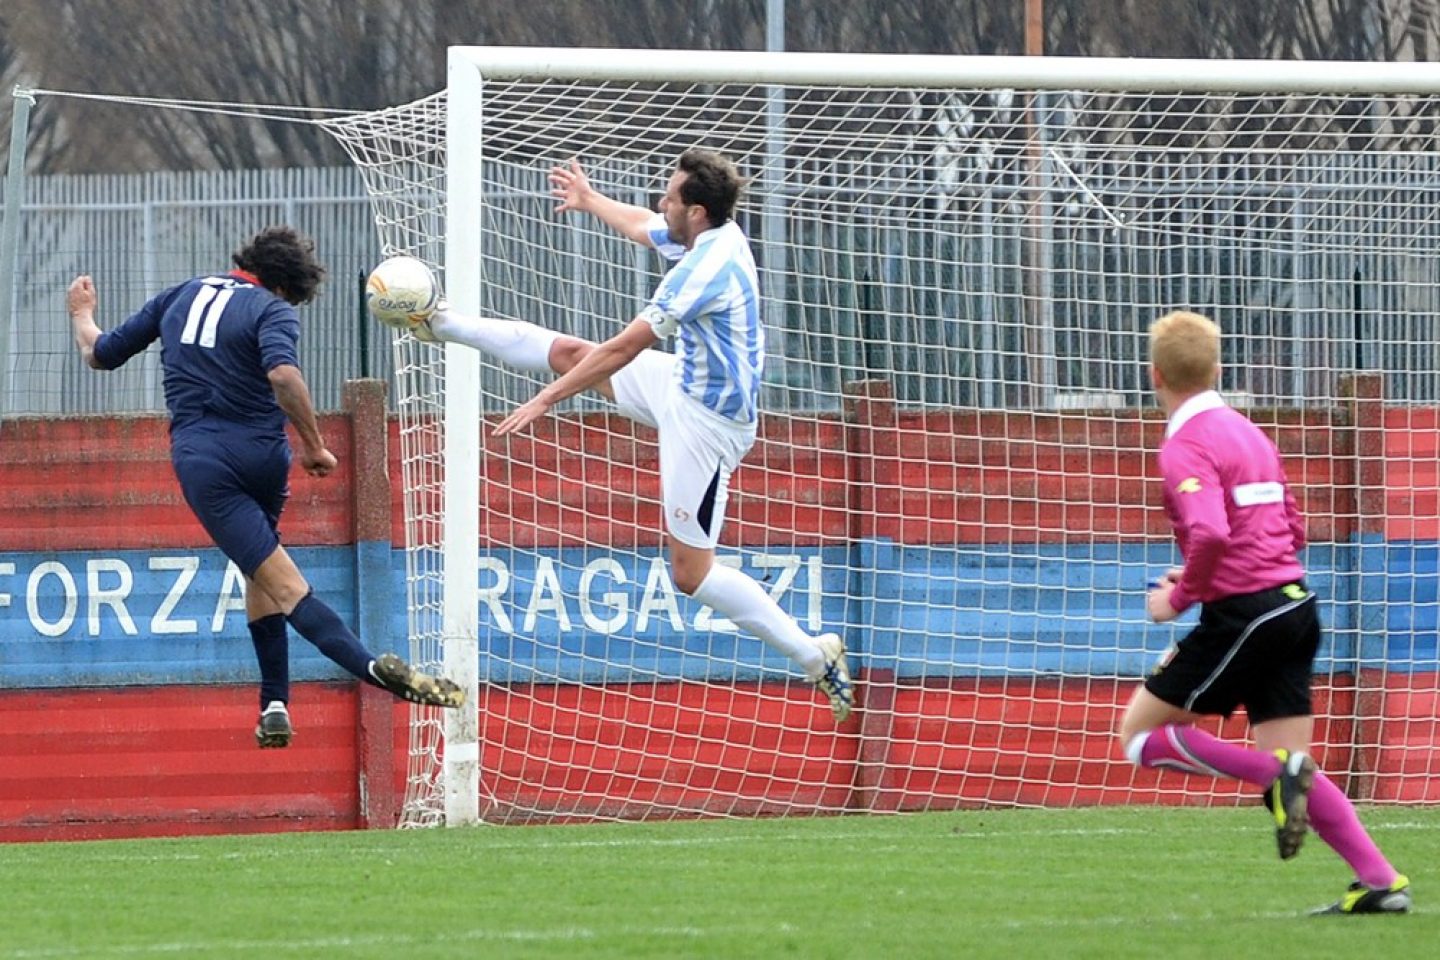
[549, 158, 655, 248]
[268, 364, 337, 477]
[493, 317, 657, 437]
[67, 275, 105, 369]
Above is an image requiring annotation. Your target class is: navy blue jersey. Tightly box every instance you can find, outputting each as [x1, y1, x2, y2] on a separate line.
[93, 272, 301, 438]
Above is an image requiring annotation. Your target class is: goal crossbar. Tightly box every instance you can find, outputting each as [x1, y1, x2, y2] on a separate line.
[455, 45, 1440, 94]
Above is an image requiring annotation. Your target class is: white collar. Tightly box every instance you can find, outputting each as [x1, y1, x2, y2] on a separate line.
[1165, 390, 1227, 439]
[685, 220, 735, 251]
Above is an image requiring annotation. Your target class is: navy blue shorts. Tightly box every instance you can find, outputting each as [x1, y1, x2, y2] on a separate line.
[171, 428, 290, 578]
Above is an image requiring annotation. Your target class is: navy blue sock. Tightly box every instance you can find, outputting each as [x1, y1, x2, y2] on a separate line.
[248, 613, 290, 709]
[286, 591, 382, 687]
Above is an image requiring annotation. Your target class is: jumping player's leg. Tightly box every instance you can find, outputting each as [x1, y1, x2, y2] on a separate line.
[181, 447, 382, 688]
[425, 308, 560, 374]
[244, 584, 288, 703]
[425, 307, 623, 399]
[671, 535, 823, 674]
[174, 444, 464, 721]
[248, 546, 376, 681]
[245, 544, 464, 710]
[612, 358, 853, 722]
[677, 540, 852, 723]
[243, 580, 292, 747]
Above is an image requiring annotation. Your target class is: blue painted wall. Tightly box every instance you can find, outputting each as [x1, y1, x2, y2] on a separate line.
[1, 541, 1435, 689]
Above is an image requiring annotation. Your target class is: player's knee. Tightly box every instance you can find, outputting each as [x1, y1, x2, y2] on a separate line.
[249, 556, 311, 612]
[1115, 688, 1177, 763]
[1116, 712, 1147, 757]
[668, 552, 711, 595]
[266, 580, 310, 612]
[548, 337, 592, 375]
[671, 564, 706, 596]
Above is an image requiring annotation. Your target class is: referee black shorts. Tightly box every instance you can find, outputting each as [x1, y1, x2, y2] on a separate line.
[1144, 582, 1321, 724]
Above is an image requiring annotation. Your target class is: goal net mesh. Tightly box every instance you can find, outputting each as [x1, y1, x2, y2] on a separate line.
[321, 68, 1440, 825]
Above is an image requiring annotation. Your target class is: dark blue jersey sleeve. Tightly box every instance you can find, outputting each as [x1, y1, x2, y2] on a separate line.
[92, 286, 180, 370]
[256, 300, 301, 372]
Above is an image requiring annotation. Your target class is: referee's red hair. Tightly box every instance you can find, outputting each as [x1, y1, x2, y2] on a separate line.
[1150, 310, 1220, 393]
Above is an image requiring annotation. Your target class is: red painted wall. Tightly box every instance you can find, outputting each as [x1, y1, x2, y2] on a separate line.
[8, 671, 1433, 839]
[472, 403, 1358, 548]
[0, 416, 353, 552]
[0, 398, 1380, 554]
[1384, 406, 1440, 540]
[0, 683, 374, 841]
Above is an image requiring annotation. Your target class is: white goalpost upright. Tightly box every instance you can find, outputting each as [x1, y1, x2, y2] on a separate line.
[324, 48, 1440, 827]
[440, 50, 485, 826]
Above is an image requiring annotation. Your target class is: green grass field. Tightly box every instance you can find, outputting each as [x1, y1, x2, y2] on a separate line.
[2, 806, 1435, 960]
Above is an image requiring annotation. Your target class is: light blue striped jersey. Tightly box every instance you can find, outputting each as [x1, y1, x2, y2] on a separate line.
[638, 214, 764, 424]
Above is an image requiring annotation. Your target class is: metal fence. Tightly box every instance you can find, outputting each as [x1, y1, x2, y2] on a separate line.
[3, 155, 1439, 418]
[2, 166, 389, 416]
[476, 151, 1440, 414]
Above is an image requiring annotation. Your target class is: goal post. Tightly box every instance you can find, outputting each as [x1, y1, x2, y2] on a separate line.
[441, 50, 484, 826]
[324, 48, 1440, 827]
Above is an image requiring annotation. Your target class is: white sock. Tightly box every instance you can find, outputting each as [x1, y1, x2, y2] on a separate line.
[690, 564, 824, 677]
[1124, 731, 1151, 767]
[428, 307, 559, 374]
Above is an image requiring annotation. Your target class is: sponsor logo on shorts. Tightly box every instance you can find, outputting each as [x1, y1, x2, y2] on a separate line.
[1152, 643, 1178, 675]
[673, 507, 691, 522]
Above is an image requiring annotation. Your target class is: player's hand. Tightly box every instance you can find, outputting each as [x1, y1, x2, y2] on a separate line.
[67, 275, 97, 317]
[1161, 567, 1183, 586]
[492, 395, 553, 438]
[549, 158, 594, 214]
[301, 447, 337, 478]
[1146, 581, 1180, 623]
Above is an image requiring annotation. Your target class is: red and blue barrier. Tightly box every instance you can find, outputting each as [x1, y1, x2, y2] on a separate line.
[2, 374, 1436, 838]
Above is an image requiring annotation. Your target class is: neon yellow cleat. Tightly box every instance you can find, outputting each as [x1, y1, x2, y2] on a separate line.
[1312, 875, 1411, 915]
[1268, 748, 1316, 860]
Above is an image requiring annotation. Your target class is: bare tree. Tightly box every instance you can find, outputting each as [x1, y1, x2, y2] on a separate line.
[2, 0, 1438, 173]
[785, 0, 1023, 54]
[5, 0, 443, 172]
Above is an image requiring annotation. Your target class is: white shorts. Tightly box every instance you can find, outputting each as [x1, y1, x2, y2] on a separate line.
[609, 350, 756, 549]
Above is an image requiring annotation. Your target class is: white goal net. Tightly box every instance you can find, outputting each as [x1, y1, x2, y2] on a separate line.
[321, 49, 1440, 826]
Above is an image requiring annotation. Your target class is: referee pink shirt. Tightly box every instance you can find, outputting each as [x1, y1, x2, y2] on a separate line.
[1159, 390, 1307, 613]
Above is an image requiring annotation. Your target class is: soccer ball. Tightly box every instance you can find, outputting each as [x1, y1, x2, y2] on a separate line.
[365, 256, 439, 330]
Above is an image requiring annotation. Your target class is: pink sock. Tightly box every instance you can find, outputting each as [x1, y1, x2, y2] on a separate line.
[1308, 772, 1399, 888]
[1132, 724, 1281, 785]
[1133, 726, 1401, 888]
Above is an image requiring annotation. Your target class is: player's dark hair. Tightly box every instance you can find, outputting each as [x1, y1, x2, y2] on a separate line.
[676, 148, 744, 228]
[233, 226, 325, 305]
